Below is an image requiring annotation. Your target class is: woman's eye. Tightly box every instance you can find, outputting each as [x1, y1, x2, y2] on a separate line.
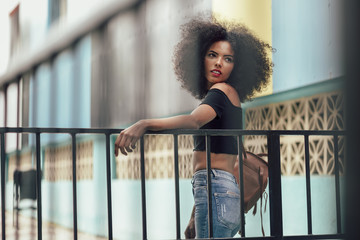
[208, 53, 216, 57]
[225, 57, 233, 63]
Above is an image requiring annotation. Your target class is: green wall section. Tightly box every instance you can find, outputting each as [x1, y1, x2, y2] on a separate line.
[242, 76, 344, 110]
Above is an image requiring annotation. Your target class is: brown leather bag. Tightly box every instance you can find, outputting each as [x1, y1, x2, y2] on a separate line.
[184, 151, 268, 239]
[235, 151, 268, 236]
[235, 151, 268, 215]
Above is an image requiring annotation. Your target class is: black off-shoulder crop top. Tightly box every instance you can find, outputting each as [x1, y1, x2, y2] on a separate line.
[193, 88, 243, 155]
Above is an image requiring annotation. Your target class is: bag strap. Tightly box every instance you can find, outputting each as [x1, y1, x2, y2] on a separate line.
[260, 176, 265, 236]
[258, 167, 266, 236]
[257, 153, 268, 158]
[240, 141, 247, 159]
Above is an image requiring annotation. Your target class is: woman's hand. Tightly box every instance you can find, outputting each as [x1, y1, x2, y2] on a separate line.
[114, 120, 148, 156]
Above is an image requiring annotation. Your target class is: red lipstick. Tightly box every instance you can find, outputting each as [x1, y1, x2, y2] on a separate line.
[211, 69, 222, 77]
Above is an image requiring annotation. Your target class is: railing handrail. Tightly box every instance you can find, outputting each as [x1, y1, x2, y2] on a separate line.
[0, 0, 141, 87]
[0, 127, 346, 136]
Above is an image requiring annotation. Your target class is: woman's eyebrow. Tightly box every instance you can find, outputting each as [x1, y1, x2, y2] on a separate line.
[208, 50, 233, 57]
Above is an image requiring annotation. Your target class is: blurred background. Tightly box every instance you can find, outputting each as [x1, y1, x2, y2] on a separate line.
[0, 0, 348, 239]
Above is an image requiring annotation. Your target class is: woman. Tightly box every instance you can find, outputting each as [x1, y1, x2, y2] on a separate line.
[114, 17, 272, 238]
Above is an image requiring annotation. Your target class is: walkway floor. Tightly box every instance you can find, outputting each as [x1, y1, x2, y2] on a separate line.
[1, 211, 107, 240]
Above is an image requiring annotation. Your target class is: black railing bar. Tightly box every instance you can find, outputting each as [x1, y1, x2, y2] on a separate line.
[0, 127, 346, 137]
[30, 68, 38, 131]
[140, 136, 147, 240]
[173, 134, 181, 239]
[0, 0, 142, 86]
[180, 237, 276, 240]
[160, 236, 276, 240]
[16, 79, 21, 185]
[258, 130, 346, 136]
[15, 76, 21, 234]
[280, 233, 346, 240]
[333, 134, 342, 233]
[3, 84, 8, 128]
[268, 133, 283, 238]
[16, 79, 21, 151]
[185, 233, 345, 240]
[105, 133, 113, 240]
[71, 133, 78, 240]
[205, 135, 213, 238]
[151, 129, 346, 136]
[237, 136, 246, 237]
[0, 127, 265, 135]
[0, 127, 124, 134]
[1, 133, 6, 240]
[1, 86, 8, 240]
[304, 135, 313, 234]
[35, 133, 42, 240]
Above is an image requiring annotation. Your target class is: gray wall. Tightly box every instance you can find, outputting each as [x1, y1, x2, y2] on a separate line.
[91, 0, 212, 128]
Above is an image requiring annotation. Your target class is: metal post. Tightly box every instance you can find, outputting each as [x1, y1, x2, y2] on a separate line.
[333, 134, 342, 233]
[304, 135, 312, 234]
[16, 78, 21, 154]
[4, 84, 8, 128]
[71, 133, 78, 240]
[140, 136, 147, 240]
[237, 136, 246, 237]
[1, 132, 6, 240]
[1, 85, 8, 240]
[205, 135, 213, 238]
[173, 134, 181, 239]
[105, 133, 113, 240]
[35, 133, 42, 240]
[267, 133, 283, 239]
[16, 79, 21, 233]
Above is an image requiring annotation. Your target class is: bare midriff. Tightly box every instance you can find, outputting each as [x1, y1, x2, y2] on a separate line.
[193, 151, 237, 174]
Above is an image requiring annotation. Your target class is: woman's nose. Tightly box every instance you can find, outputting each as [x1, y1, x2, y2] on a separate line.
[215, 58, 222, 67]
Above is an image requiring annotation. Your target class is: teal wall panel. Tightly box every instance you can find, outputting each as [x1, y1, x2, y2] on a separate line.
[272, 0, 344, 93]
[29, 37, 91, 129]
[6, 176, 345, 239]
[28, 36, 91, 145]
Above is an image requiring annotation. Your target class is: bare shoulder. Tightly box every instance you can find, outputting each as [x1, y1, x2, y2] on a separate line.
[210, 83, 241, 107]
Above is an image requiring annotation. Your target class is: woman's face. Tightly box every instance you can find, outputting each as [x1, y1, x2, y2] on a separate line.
[204, 40, 234, 88]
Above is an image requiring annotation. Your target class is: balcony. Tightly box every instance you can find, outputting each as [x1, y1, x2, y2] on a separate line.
[0, 0, 359, 239]
[0, 127, 346, 239]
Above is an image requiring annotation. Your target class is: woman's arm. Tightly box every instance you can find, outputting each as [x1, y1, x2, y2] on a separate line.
[114, 104, 217, 156]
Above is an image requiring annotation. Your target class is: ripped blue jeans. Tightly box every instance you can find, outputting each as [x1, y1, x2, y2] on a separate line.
[192, 169, 241, 239]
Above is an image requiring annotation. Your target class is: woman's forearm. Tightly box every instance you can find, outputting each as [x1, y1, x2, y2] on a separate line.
[115, 105, 215, 156]
[142, 115, 201, 131]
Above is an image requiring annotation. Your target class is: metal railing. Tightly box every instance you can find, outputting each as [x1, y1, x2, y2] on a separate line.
[0, 0, 348, 238]
[0, 127, 346, 240]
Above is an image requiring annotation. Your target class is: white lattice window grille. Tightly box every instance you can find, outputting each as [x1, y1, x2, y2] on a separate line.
[244, 91, 345, 176]
[116, 135, 193, 180]
[44, 140, 93, 181]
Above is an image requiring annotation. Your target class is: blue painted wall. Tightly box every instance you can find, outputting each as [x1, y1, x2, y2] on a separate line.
[6, 175, 345, 239]
[272, 0, 344, 93]
[29, 36, 91, 129]
[28, 36, 91, 144]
